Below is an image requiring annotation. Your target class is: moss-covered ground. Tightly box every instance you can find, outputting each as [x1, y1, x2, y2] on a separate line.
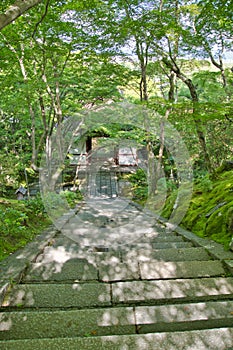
[162, 170, 233, 249]
[0, 197, 51, 262]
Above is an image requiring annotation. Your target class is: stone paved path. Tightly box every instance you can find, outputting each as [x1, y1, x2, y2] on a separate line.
[87, 168, 118, 198]
[0, 197, 233, 349]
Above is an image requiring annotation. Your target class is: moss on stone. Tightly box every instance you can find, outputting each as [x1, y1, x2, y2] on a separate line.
[163, 170, 233, 249]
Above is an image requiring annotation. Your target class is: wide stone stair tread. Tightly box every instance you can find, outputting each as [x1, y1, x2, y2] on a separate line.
[135, 300, 233, 333]
[24, 258, 98, 282]
[2, 277, 233, 309]
[20, 259, 226, 283]
[34, 233, 192, 264]
[19, 248, 213, 280]
[0, 328, 233, 350]
[2, 283, 111, 309]
[149, 235, 186, 242]
[0, 306, 135, 340]
[1, 301, 233, 341]
[150, 241, 193, 249]
[138, 260, 225, 280]
[35, 245, 122, 264]
[111, 277, 233, 304]
[122, 247, 212, 262]
[99, 260, 225, 282]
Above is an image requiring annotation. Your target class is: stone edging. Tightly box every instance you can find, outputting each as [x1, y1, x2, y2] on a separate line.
[129, 201, 233, 274]
[0, 205, 82, 304]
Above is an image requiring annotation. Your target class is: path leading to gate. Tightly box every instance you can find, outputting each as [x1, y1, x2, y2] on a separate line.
[0, 197, 233, 349]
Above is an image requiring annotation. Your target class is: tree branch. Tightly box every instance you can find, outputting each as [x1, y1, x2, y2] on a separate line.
[32, 0, 51, 38]
[0, 0, 43, 30]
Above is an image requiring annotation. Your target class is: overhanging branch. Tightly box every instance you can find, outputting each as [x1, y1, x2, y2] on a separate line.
[0, 0, 43, 30]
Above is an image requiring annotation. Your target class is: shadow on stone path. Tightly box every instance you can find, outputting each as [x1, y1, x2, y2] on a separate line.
[0, 198, 233, 349]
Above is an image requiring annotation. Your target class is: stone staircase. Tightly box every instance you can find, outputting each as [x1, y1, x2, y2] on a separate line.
[0, 199, 233, 349]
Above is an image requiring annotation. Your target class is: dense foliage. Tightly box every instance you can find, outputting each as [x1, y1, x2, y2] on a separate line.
[0, 196, 50, 261]
[0, 0, 232, 252]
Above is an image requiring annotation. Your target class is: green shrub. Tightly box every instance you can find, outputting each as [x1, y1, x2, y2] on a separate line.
[124, 169, 148, 202]
[195, 174, 213, 193]
[0, 208, 28, 237]
[60, 190, 83, 208]
[0, 198, 51, 261]
[25, 195, 45, 215]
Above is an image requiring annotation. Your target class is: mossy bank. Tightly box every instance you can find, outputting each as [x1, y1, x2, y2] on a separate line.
[162, 169, 233, 249]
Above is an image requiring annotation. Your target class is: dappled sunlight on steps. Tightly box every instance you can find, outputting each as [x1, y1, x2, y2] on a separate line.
[0, 199, 233, 349]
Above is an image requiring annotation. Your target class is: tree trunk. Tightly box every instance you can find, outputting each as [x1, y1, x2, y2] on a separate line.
[29, 104, 37, 171]
[6, 41, 39, 170]
[0, 0, 43, 30]
[156, 70, 175, 184]
[147, 140, 157, 199]
[140, 61, 148, 102]
[162, 57, 213, 173]
[136, 40, 149, 102]
[207, 47, 227, 88]
[168, 71, 176, 102]
[156, 108, 171, 181]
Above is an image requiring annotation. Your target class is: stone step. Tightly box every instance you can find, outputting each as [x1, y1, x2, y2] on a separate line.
[20, 259, 227, 283]
[122, 247, 212, 262]
[2, 283, 111, 309]
[23, 258, 98, 282]
[112, 241, 192, 251]
[150, 242, 193, 249]
[135, 300, 233, 333]
[0, 306, 135, 340]
[39, 232, 185, 251]
[0, 328, 233, 350]
[112, 277, 233, 305]
[132, 234, 187, 245]
[0, 301, 233, 341]
[138, 260, 225, 280]
[36, 245, 122, 265]
[2, 277, 233, 309]
[146, 230, 179, 238]
[99, 260, 225, 282]
[149, 235, 186, 242]
[34, 234, 189, 263]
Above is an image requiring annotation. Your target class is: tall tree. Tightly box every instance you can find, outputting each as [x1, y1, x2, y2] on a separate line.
[0, 0, 131, 181]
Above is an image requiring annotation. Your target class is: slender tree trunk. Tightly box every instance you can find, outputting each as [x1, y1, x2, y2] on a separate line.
[206, 45, 227, 88]
[18, 53, 38, 170]
[136, 40, 149, 102]
[135, 40, 157, 199]
[156, 68, 175, 183]
[140, 61, 148, 102]
[30, 104, 37, 170]
[156, 72, 174, 182]
[156, 108, 171, 181]
[162, 57, 213, 173]
[168, 71, 175, 102]
[5, 41, 39, 170]
[147, 141, 157, 199]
